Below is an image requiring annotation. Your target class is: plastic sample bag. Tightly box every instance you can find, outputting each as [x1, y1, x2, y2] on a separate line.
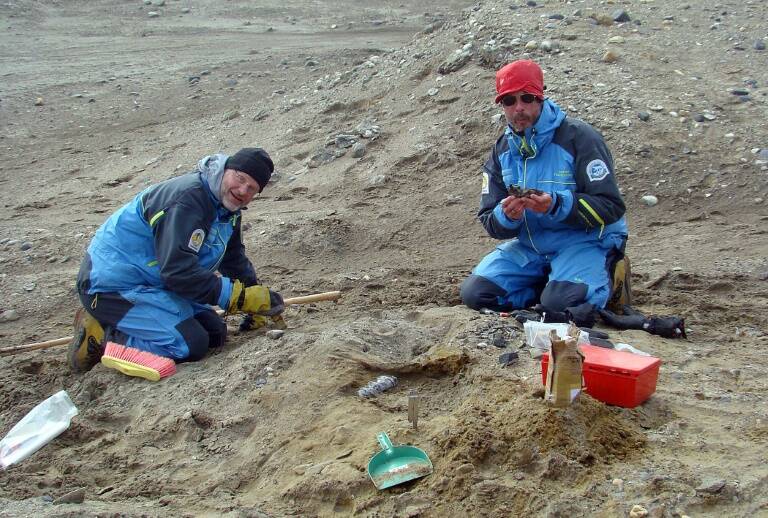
[0, 390, 78, 469]
[524, 321, 589, 358]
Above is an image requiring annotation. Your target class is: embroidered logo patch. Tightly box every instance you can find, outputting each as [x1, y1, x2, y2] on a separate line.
[586, 159, 610, 182]
[481, 172, 490, 194]
[188, 229, 205, 252]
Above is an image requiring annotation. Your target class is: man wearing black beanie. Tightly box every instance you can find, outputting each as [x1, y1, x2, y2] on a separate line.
[69, 147, 284, 378]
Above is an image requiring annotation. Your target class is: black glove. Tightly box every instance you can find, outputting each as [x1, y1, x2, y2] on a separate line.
[534, 303, 597, 328]
[511, 309, 543, 324]
[564, 303, 597, 328]
[600, 306, 686, 339]
[598, 308, 646, 330]
[645, 316, 686, 339]
[533, 304, 568, 323]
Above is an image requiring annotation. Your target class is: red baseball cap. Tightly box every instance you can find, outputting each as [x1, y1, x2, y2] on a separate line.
[494, 60, 545, 104]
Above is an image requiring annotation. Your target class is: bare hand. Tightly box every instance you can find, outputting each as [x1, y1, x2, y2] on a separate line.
[501, 196, 526, 220]
[522, 193, 552, 214]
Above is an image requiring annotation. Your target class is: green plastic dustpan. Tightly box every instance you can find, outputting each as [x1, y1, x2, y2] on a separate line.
[367, 432, 433, 490]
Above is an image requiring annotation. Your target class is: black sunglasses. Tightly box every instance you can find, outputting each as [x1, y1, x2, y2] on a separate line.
[500, 93, 539, 107]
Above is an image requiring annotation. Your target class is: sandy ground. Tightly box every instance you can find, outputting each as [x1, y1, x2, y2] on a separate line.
[1, 0, 767, 516]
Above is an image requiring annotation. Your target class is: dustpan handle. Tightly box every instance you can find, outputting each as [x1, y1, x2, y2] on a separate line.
[376, 432, 394, 451]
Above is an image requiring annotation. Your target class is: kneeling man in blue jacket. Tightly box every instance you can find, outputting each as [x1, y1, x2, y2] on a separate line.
[69, 148, 284, 372]
[461, 60, 630, 325]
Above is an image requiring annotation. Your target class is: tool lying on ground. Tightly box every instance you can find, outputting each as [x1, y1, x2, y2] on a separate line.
[100, 342, 177, 381]
[598, 304, 686, 338]
[478, 307, 511, 317]
[367, 432, 433, 490]
[2, 290, 342, 357]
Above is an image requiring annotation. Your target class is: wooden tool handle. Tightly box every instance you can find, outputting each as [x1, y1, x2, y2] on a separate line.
[283, 291, 341, 305]
[2, 290, 342, 357]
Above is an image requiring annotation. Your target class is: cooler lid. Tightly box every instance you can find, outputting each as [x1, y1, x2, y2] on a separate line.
[580, 344, 661, 374]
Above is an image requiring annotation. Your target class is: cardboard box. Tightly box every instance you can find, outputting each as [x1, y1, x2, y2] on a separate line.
[541, 344, 661, 408]
[543, 329, 584, 407]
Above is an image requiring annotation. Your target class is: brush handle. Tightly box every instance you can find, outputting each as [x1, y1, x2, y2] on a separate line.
[3, 290, 342, 357]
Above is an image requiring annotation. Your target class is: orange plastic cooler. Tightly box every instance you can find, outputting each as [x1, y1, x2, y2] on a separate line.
[541, 344, 661, 408]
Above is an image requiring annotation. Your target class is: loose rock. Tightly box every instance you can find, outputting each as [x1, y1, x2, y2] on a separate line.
[642, 195, 658, 207]
[53, 487, 86, 505]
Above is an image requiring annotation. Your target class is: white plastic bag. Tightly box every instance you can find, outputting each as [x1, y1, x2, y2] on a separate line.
[0, 390, 78, 469]
[524, 321, 589, 358]
[615, 342, 651, 356]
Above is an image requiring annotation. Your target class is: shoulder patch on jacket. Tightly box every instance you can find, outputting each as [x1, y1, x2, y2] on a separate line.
[586, 159, 610, 182]
[188, 229, 205, 252]
[481, 172, 490, 194]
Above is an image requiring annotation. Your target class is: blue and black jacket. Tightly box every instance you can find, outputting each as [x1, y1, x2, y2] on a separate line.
[479, 99, 627, 255]
[77, 154, 256, 310]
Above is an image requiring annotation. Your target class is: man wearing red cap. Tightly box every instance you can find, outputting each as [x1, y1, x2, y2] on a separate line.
[69, 148, 285, 372]
[460, 60, 629, 326]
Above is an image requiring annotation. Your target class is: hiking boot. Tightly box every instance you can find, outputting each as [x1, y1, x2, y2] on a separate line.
[68, 308, 106, 373]
[606, 256, 632, 313]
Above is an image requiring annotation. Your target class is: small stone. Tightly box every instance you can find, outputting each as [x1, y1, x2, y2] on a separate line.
[492, 334, 507, 348]
[548, 14, 564, 20]
[629, 505, 648, 518]
[498, 351, 519, 366]
[153, 0, 165, 5]
[492, 113, 504, 125]
[369, 174, 388, 186]
[642, 195, 658, 207]
[693, 113, 705, 122]
[147, 11, 159, 18]
[697, 478, 726, 493]
[602, 51, 619, 63]
[608, 36, 625, 44]
[427, 88, 439, 96]
[53, 487, 86, 505]
[612, 478, 624, 491]
[351, 142, 366, 158]
[181, 7, 190, 13]
[34, 97, 44, 106]
[612, 9, 631, 23]
[540, 40, 553, 52]
[20, 241, 33, 251]
[525, 40, 538, 50]
[754, 40, 766, 51]
[222, 110, 241, 122]
[0, 309, 20, 323]
[266, 330, 284, 340]
[637, 111, 650, 121]
[702, 112, 716, 121]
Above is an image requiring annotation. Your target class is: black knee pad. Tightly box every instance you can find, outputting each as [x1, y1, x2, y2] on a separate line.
[175, 318, 210, 362]
[194, 310, 227, 349]
[540, 281, 588, 312]
[460, 274, 508, 311]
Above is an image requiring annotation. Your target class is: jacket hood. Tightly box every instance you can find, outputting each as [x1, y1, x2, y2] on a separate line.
[197, 153, 228, 206]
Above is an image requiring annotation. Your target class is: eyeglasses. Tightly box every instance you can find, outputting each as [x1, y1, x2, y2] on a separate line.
[234, 171, 261, 195]
[500, 93, 539, 107]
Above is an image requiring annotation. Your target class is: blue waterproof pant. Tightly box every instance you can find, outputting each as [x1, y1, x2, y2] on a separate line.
[78, 287, 226, 361]
[461, 235, 624, 312]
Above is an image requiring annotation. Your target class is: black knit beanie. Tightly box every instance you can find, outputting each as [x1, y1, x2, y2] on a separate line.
[225, 148, 274, 190]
